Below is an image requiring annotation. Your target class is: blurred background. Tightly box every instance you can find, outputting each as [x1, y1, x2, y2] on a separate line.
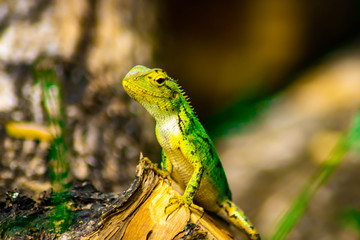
[0, 0, 360, 239]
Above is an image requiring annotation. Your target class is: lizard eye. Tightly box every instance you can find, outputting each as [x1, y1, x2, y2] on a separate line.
[155, 77, 166, 86]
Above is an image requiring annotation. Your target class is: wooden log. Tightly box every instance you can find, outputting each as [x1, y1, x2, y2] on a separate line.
[0, 158, 240, 240]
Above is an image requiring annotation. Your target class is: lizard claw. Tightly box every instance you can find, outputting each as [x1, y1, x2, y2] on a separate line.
[165, 195, 203, 222]
[157, 169, 172, 183]
[140, 156, 172, 183]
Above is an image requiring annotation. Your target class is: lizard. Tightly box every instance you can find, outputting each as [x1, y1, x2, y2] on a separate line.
[122, 65, 261, 240]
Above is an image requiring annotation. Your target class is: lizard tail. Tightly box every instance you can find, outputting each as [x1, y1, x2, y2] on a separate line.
[220, 199, 261, 240]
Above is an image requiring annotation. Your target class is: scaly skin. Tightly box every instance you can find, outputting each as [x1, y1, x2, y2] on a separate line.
[123, 65, 260, 240]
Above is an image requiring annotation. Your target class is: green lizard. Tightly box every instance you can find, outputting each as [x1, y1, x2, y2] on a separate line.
[123, 65, 261, 240]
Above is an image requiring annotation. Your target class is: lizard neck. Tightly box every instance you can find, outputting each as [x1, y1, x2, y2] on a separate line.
[162, 97, 195, 123]
[141, 100, 175, 122]
[154, 96, 199, 146]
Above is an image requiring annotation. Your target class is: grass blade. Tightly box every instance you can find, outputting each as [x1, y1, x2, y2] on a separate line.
[269, 111, 360, 240]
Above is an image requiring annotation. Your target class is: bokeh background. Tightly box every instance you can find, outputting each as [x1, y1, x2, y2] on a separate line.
[0, 0, 360, 239]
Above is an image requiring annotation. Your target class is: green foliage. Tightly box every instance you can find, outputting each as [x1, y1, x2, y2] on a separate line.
[205, 98, 272, 138]
[269, 111, 360, 240]
[34, 64, 70, 192]
[33, 62, 73, 234]
[340, 207, 360, 235]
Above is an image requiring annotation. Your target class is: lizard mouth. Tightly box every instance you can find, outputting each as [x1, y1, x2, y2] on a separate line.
[123, 81, 167, 99]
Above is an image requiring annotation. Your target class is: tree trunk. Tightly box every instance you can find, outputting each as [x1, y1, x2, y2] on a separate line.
[0, 0, 160, 196]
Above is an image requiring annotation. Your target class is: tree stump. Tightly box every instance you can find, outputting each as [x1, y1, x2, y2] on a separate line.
[83, 158, 238, 240]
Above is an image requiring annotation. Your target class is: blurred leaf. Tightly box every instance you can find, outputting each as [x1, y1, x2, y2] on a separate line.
[35, 64, 70, 192]
[269, 111, 360, 240]
[205, 97, 272, 138]
[34, 63, 73, 234]
[345, 112, 360, 151]
[4, 121, 55, 142]
[340, 207, 360, 235]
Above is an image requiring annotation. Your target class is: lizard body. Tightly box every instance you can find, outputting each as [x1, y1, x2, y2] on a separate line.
[123, 65, 260, 240]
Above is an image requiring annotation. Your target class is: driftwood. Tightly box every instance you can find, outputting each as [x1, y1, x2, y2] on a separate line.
[0, 158, 240, 240]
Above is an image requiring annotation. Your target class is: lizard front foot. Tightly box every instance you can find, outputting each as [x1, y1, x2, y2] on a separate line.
[165, 195, 203, 222]
[140, 155, 172, 182]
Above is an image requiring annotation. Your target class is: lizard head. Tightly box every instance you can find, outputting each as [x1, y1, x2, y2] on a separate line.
[123, 65, 183, 120]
